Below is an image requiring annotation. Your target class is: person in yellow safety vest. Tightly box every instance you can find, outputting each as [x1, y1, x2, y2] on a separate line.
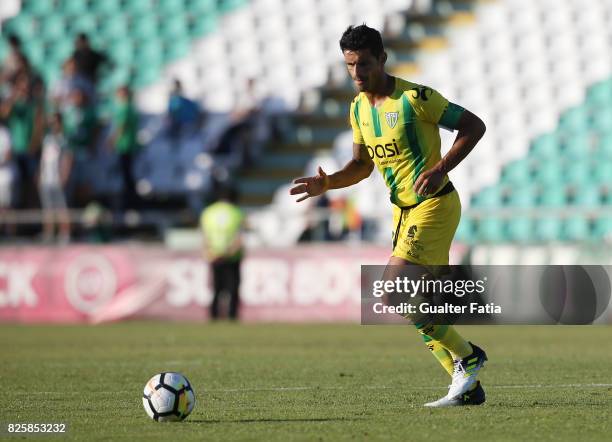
[200, 186, 245, 320]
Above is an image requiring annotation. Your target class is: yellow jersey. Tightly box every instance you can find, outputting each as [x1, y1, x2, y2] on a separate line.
[350, 77, 464, 207]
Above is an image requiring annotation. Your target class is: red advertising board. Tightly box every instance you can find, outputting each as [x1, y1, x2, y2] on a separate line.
[0, 244, 466, 323]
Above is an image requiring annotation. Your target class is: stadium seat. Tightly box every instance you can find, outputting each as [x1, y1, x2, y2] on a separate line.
[3, 15, 37, 39]
[40, 14, 66, 41]
[477, 217, 506, 243]
[90, 0, 123, 15]
[534, 216, 563, 242]
[506, 185, 538, 208]
[539, 187, 567, 208]
[59, 0, 89, 15]
[69, 14, 97, 34]
[530, 133, 559, 158]
[562, 216, 591, 241]
[506, 217, 534, 243]
[568, 183, 601, 208]
[21, 0, 55, 16]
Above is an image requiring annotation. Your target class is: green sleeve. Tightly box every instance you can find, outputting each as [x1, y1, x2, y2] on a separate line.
[438, 102, 465, 131]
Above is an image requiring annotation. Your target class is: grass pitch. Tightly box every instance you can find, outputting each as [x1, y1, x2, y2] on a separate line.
[1, 323, 610, 441]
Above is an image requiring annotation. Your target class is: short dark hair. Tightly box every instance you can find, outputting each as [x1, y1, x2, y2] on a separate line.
[8, 34, 21, 48]
[339, 24, 384, 58]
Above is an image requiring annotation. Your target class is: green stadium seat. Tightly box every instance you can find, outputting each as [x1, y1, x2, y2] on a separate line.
[89, 0, 122, 15]
[568, 183, 601, 208]
[131, 15, 159, 41]
[559, 105, 590, 134]
[477, 217, 505, 242]
[21, 0, 56, 16]
[530, 133, 559, 158]
[586, 80, 612, 109]
[506, 217, 534, 243]
[501, 158, 532, 184]
[590, 107, 612, 133]
[596, 133, 612, 156]
[593, 161, 612, 184]
[187, 14, 218, 37]
[158, 0, 187, 15]
[163, 38, 190, 62]
[562, 216, 590, 241]
[189, 0, 217, 13]
[97, 16, 129, 41]
[132, 65, 161, 87]
[3, 15, 37, 39]
[40, 14, 66, 41]
[134, 40, 164, 67]
[561, 134, 591, 158]
[593, 216, 612, 239]
[123, 0, 154, 15]
[40, 62, 62, 86]
[23, 40, 45, 67]
[534, 217, 563, 242]
[69, 15, 98, 34]
[46, 38, 74, 64]
[217, 0, 246, 13]
[107, 39, 134, 65]
[539, 187, 566, 208]
[59, 0, 89, 15]
[159, 15, 188, 40]
[471, 185, 504, 209]
[505, 185, 537, 208]
[563, 160, 592, 184]
[533, 160, 563, 185]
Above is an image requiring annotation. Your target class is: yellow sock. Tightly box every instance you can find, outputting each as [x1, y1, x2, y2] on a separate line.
[422, 334, 454, 376]
[417, 324, 473, 359]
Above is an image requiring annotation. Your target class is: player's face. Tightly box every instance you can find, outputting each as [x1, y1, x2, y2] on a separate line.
[343, 49, 385, 92]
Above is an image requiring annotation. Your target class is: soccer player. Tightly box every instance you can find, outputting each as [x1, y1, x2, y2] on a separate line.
[290, 25, 488, 407]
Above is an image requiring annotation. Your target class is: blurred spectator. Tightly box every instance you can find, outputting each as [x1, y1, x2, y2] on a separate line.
[109, 86, 140, 211]
[63, 88, 97, 154]
[0, 126, 13, 225]
[51, 58, 95, 112]
[38, 112, 72, 244]
[200, 184, 245, 320]
[71, 33, 110, 87]
[167, 79, 201, 141]
[0, 34, 25, 87]
[215, 78, 288, 167]
[214, 79, 260, 166]
[0, 75, 44, 208]
[6, 52, 36, 90]
[62, 88, 98, 205]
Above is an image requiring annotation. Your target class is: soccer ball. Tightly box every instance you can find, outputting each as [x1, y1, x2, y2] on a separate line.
[142, 372, 196, 422]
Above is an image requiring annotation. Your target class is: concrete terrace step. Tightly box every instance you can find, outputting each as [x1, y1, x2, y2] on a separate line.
[256, 152, 312, 169]
[238, 178, 292, 198]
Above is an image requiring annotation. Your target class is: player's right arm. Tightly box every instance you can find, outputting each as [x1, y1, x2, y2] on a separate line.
[290, 98, 374, 202]
[289, 142, 373, 202]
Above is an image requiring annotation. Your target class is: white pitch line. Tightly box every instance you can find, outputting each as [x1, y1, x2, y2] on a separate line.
[15, 383, 612, 395]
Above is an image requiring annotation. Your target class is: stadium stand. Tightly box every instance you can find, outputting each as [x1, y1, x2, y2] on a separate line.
[1, 0, 610, 246]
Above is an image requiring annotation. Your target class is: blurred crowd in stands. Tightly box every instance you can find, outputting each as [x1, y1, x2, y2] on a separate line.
[0, 33, 285, 243]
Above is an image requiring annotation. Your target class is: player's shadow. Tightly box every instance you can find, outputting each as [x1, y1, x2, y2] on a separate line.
[187, 417, 364, 424]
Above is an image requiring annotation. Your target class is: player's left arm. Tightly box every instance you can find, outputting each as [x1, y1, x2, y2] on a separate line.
[413, 98, 486, 196]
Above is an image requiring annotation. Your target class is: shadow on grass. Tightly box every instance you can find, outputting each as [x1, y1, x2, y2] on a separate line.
[186, 417, 365, 424]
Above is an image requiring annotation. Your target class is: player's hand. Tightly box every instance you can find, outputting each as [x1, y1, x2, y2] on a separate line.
[414, 168, 444, 196]
[290, 167, 329, 202]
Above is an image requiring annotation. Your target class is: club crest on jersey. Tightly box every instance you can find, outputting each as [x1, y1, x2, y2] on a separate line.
[385, 112, 399, 129]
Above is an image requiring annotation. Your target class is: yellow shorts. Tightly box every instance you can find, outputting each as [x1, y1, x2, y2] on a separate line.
[391, 189, 461, 266]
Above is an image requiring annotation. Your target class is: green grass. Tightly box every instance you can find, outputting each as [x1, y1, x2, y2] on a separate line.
[0, 323, 611, 441]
